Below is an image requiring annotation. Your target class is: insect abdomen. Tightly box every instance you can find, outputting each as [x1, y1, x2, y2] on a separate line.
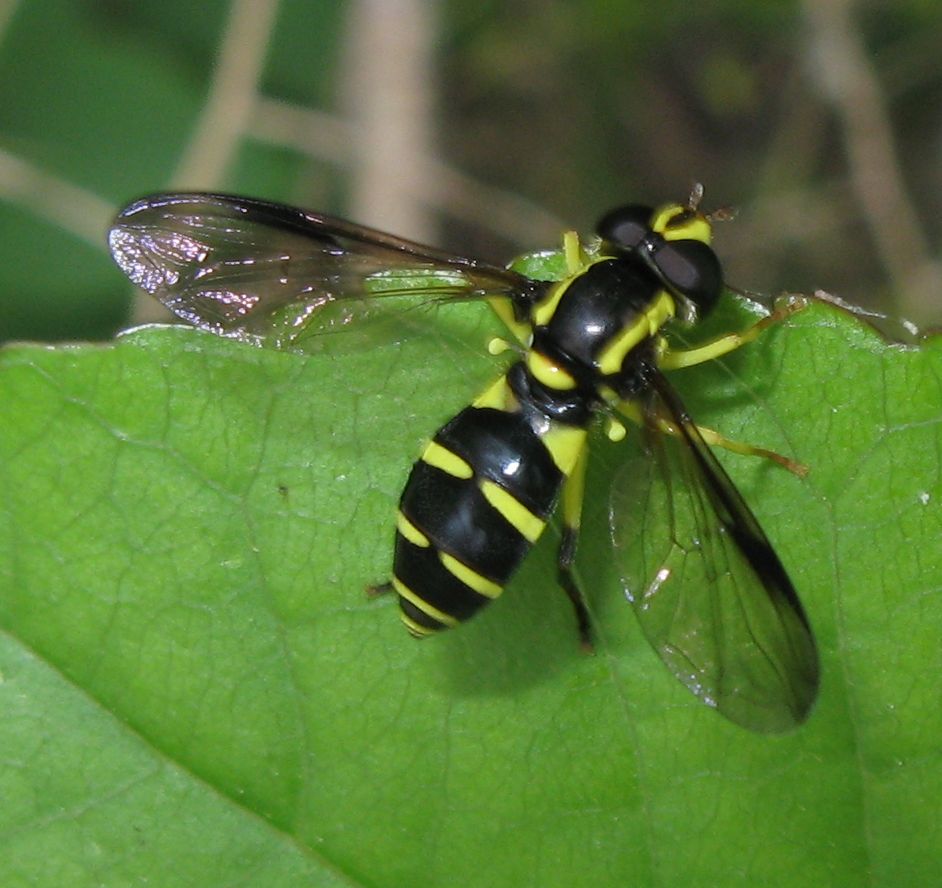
[393, 376, 576, 637]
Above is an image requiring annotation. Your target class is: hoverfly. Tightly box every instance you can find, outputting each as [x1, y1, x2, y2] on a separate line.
[109, 187, 819, 732]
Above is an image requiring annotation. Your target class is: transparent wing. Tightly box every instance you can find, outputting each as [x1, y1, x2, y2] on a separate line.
[109, 193, 534, 349]
[610, 372, 819, 732]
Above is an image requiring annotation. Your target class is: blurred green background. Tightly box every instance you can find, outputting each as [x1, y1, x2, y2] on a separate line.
[1, 0, 940, 345]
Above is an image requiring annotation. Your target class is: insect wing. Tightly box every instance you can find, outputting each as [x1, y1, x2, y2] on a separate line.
[109, 193, 531, 349]
[610, 374, 819, 732]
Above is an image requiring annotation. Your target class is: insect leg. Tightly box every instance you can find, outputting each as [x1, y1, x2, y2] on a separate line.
[557, 444, 593, 650]
[615, 400, 807, 477]
[659, 295, 806, 370]
[690, 424, 807, 476]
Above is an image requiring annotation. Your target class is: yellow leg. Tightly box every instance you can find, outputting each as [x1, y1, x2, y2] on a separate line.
[659, 296, 806, 370]
[614, 401, 807, 478]
[695, 425, 808, 477]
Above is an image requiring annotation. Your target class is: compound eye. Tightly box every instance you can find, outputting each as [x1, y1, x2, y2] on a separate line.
[596, 205, 654, 250]
[654, 239, 723, 315]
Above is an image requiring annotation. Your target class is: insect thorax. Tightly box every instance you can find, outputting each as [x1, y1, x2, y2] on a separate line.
[526, 257, 672, 405]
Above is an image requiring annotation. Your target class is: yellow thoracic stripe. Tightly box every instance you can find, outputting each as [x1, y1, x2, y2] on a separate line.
[396, 510, 430, 547]
[532, 254, 600, 326]
[595, 290, 674, 375]
[479, 480, 545, 542]
[392, 577, 459, 627]
[439, 552, 502, 599]
[421, 440, 474, 479]
[526, 350, 577, 390]
[532, 279, 568, 327]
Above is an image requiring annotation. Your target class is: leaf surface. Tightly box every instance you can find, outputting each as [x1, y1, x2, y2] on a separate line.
[1, 297, 940, 886]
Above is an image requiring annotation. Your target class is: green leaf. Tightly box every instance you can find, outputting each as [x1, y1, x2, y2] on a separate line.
[1, 297, 940, 886]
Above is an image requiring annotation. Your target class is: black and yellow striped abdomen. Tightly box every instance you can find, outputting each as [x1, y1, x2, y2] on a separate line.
[391, 258, 667, 638]
[393, 372, 587, 637]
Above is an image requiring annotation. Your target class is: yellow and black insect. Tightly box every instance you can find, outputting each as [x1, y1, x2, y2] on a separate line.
[109, 187, 819, 732]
